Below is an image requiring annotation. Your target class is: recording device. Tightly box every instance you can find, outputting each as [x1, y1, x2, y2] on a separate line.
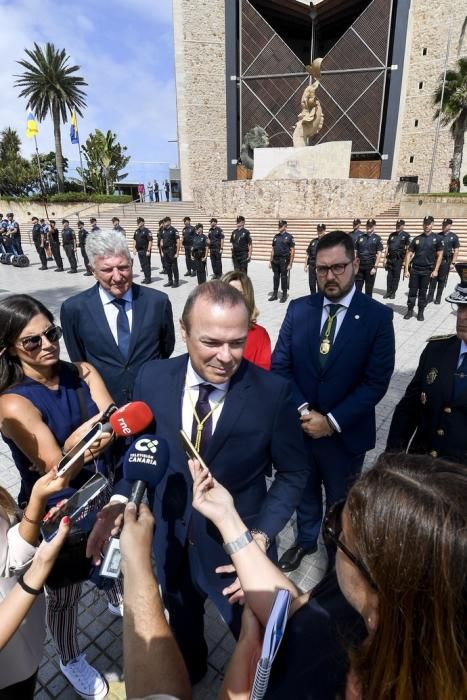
[56, 401, 154, 477]
[180, 429, 209, 472]
[41, 473, 109, 542]
[99, 433, 170, 579]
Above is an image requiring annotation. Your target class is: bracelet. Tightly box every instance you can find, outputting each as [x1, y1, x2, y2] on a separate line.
[223, 530, 253, 555]
[22, 510, 42, 525]
[251, 528, 271, 551]
[18, 573, 43, 596]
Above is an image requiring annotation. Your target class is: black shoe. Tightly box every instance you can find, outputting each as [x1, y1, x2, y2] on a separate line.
[83, 271, 93, 276]
[142, 279, 151, 284]
[172, 282, 179, 288]
[55, 267, 64, 272]
[163, 282, 173, 287]
[389, 292, 396, 299]
[280, 293, 287, 303]
[67, 269, 78, 274]
[184, 271, 191, 276]
[383, 292, 390, 299]
[39, 266, 47, 270]
[47, 257, 53, 261]
[434, 299, 441, 305]
[269, 293, 278, 301]
[191, 272, 197, 277]
[417, 309, 425, 321]
[278, 544, 317, 572]
[403, 309, 413, 320]
[426, 296, 433, 305]
[160, 270, 167, 275]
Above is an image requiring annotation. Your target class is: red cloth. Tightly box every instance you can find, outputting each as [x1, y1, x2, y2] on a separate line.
[244, 323, 272, 370]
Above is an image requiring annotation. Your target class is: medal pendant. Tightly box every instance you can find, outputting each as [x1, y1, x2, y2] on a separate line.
[320, 339, 330, 355]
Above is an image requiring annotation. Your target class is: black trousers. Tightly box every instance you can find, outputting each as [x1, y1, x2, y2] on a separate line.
[50, 240, 63, 269]
[232, 252, 249, 273]
[210, 249, 222, 278]
[0, 670, 38, 700]
[163, 249, 179, 284]
[137, 251, 151, 281]
[355, 265, 376, 297]
[193, 256, 207, 284]
[272, 256, 289, 293]
[183, 245, 193, 273]
[13, 233, 23, 255]
[386, 258, 404, 294]
[308, 265, 317, 294]
[33, 239, 47, 268]
[428, 259, 450, 301]
[408, 268, 431, 309]
[80, 244, 90, 271]
[63, 244, 77, 271]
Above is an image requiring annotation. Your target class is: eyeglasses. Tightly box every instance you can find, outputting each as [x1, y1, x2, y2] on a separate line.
[322, 500, 377, 590]
[316, 261, 352, 277]
[17, 325, 62, 352]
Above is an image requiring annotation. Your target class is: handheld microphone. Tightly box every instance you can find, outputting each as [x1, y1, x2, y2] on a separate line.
[100, 433, 169, 579]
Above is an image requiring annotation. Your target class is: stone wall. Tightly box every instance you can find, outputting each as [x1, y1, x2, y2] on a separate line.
[172, 0, 228, 202]
[394, 0, 466, 191]
[192, 179, 414, 219]
[400, 194, 467, 219]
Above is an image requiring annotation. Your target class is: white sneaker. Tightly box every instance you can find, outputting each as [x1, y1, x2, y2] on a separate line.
[60, 654, 109, 699]
[108, 601, 124, 617]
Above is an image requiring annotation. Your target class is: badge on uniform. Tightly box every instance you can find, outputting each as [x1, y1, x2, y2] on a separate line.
[426, 368, 438, 384]
[415, 240, 420, 245]
[420, 392, 427, 404]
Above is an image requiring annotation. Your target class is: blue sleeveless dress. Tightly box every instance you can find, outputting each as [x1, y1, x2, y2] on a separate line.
[2, 362, 105, 506]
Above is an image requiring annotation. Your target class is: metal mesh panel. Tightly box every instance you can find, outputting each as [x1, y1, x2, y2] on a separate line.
[347, 74, 385, 149]
[242, 88, 278, 136]
[322, 31, 383, 72]
[352, 0, 391, 63]
[241, 1, 274, 73]
[245, 33, 304, 77]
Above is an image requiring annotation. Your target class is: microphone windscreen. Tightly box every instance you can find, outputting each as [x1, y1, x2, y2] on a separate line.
[109, 401, 153, 437]
[123, 434, 170, 488]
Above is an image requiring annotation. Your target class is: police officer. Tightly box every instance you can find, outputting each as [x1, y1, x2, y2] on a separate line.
[61, 219, 78, 273]
[404, 216, 443, 321]
[354, 219, 383, 297]
[305, 223, 326, 294]
[112, 217, 126, 235]
[384, 219, 411, 299]
[191, 223, 208, 285]
[157, 219, 167, 275]
[77, 221, 92, 276]
[269, 220, 295, 303]
[7, 212, 23, 255]
[427, 218, 459, 305]
[89, 217, 100, 233]
[160, 216, 180, 288]
[231, 215, 252, 273]
[349, 218, 362, 246]
[133, 217, 153, 284]
[47, 219, 63, 272]
[208, 217, 224, 279]
[386, 263, 467, 466]
[182, 216, 196, 277]
[31, 216, 48, 270]
[39, 218, 53, 260]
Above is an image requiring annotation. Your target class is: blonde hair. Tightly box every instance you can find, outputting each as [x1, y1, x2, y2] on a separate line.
[0, 487, 17, 518]
[221, 271, 259, 327]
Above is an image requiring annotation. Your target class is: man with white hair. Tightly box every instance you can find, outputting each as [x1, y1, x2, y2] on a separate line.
[60, 229, 175, 406]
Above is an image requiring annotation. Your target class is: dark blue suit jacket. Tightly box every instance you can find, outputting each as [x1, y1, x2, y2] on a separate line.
[60, 283, 175, 406]
[272, 291, 395, 455]
[133, 355, 309, 593]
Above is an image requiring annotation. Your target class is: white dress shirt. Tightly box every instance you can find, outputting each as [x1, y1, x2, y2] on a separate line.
[182, 360, 229, 439]
[320, 285, 356, 334]
[458, 340, 467, 367]
[98, 286, 133, 345]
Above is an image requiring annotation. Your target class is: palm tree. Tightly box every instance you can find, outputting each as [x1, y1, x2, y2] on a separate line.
[433, 56, 467, 191]
[15, 42, 87, 192]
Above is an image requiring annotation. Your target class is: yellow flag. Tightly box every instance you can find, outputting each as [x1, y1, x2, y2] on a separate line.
[26, 112, 39, 139]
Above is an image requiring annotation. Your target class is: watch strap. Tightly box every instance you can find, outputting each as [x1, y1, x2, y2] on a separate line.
[223, 530, 253, 555]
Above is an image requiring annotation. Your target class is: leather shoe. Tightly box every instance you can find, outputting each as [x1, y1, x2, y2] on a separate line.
[403, 308, 413, 320]
[163, 282, 173, 287]
[278, 544, 317, 572]
[269, 293, 278, 301]
[417, 309, 425, 321]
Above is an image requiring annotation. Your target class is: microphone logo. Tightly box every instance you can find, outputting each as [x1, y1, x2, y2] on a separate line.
[135, 438, 159, 454]
[116, 417, 132, 435]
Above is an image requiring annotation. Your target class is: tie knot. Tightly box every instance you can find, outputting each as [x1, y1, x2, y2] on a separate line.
[198, 383, 215, 402]
[328, 303, 341, 317]
[112, 298, 126, 309]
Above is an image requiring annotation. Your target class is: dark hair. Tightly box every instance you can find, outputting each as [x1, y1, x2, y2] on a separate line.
[112, 217, 120, 223]
[315, 230, 355, 260]
[77, 220, 84, 226]
[278, 219, 287, 227]
[49, 219, 56, 226]
[347, 452, 467, 700]
[195, 223, 203, 231]
[62, 219, 69, 225]
[184, 217, 191, 222]
[137, 217, 144, 224]
[210, 218, 218, 224]
[236, 215, 245, 224]
[31, 216, 38, 222]
[181, 281, 248, 334]
[90, 217, 97, 223]
[165, 217, 171, 223]
[0, 295, 54, 392]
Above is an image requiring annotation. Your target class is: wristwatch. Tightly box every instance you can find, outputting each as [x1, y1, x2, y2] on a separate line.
[223, 530, 253, 555]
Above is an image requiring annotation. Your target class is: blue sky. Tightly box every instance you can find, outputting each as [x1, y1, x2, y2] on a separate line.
[0, 0, 178, 183]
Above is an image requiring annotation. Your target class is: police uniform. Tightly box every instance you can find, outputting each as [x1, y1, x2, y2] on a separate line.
[306, 237, 320, 294]
[113, 224, 126, 235]
[355, 231, 383, 297]
[208, 226, 224, 279]
[32, 221, 48, 269]
[191, 231, 208, 285]
[134, 226, 153, 283]
[231, 227, 252, 273]
[349, 229, 361, 246]
[385, 229, 410, 297]
[160, 225, 180, 286]
[182, 224, 196, 276]
[62, 226, 77, 272]
[271, 231, 295, 298]
[7, 219, 23, 255]
[406, 233, 443, 312]
[78, 227, 92, 274]
[48, 225, 63, 270]
[427, 230, 460, 304]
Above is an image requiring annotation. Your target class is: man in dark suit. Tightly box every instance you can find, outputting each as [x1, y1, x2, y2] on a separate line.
[272, 230, 395, 572]
[60, 229, 175, 406]
[386, 263, 467, 465]
[132, 282, 309, 683]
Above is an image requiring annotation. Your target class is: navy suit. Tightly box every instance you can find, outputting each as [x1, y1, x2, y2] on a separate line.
[133, 355, 309, 677]
[60, 283, 175, 406]
[272, 290, 395, 546]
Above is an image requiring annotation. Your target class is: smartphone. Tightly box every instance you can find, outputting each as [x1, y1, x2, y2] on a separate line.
[41, 472, 109, 542]
[180, 429, 209, 472]
[56, 422, 104, 477]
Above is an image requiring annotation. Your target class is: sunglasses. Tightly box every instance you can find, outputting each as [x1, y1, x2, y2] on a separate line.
[323, 500, 377, 590]
[17, 325, 62, 352]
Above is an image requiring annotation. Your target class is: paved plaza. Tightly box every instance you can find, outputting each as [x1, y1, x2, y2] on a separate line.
[0, 242, 458, 699]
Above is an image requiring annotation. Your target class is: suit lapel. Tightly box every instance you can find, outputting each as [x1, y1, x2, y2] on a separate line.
[323, 292, 363, 370]
[167, 355, 187, 434]
[308, 294, 324, 371]
[438, 337, 461, 405]
[128, 284, 144, 358]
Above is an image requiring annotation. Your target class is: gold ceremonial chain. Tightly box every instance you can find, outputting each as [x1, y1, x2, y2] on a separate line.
[186, 383, 226, 451]
[320, 307, 340, 356]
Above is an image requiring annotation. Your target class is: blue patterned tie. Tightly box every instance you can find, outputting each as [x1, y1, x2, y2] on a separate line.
[112, 298, 130, 358]
[191, 384, 215, 456]
[453, 352, 467, 399]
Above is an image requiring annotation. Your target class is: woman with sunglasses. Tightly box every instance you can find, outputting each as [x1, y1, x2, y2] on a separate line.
[189, 453, 467, 700]
[0, 294, 122, 700]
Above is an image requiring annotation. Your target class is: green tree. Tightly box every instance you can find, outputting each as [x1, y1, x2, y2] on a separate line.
[78, 129, 130, 194]
[433, 56, 467, 192]
[36, 151, 69, 194]
[0, 127, 38, 196]
[14, 42, 87, 192]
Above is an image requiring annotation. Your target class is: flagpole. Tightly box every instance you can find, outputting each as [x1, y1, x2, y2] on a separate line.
[33, 135, 50, 220]
[78, 140, 86, 193]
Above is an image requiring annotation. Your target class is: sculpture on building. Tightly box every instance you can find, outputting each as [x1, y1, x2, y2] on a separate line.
[293, 59, 324, 147]
[240, 126, 270, 171]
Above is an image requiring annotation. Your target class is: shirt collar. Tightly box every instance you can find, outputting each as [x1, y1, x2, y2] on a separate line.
[186, 359, 230, 392]
[460, 340, 467, 357]
[323, 284, 356, 310]
[99, 285, 133, 306]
